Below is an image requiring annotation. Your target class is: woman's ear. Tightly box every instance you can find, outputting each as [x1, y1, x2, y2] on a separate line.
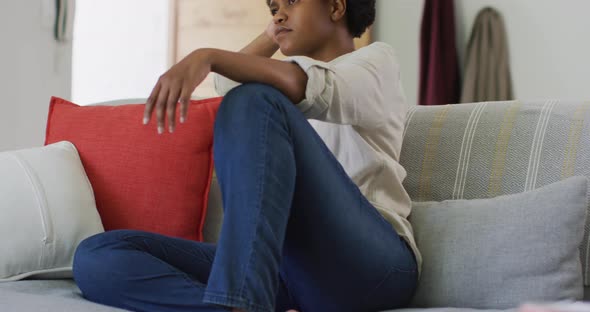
[330, 0, 347, 22]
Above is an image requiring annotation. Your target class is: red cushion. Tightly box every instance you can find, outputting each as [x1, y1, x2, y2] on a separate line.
[45, 97, 222, 241]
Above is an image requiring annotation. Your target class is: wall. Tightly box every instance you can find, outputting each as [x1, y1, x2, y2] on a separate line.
[375, 0, 590, 106]
[0, 1, 72, 151]
[72, 0, 171, 105]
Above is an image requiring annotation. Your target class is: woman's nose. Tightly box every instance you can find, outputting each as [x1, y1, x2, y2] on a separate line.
[273, 12, 287, 24]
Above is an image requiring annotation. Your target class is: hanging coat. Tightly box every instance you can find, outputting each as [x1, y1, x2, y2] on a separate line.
[419, 0, 461, 106]
[461, 7, 514, 103]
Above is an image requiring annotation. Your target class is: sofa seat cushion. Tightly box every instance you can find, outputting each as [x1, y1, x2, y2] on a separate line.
[0, 280, 126, 311]
[0, 280, 516, 312]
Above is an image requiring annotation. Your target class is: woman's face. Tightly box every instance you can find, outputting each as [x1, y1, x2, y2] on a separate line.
[267, 0, 338, 57]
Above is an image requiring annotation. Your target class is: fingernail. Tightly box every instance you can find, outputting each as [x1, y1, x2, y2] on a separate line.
[169, 126, 174, 133]
[158, 126, 164, 134]
[180, 116, 186, 124]
[143, 117, 149, 125]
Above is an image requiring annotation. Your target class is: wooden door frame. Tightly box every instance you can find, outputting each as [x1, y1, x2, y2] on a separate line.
[168, 0, 179, 67]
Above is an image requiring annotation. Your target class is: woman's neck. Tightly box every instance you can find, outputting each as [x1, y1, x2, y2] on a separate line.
[307, 29, 356, 62]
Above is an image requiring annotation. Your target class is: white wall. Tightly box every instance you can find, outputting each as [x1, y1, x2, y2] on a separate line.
[0, 1, 72, 151]
[375, 0, 590, 106]
[375, 0, 423, 106]
[72, 0, 170, 105]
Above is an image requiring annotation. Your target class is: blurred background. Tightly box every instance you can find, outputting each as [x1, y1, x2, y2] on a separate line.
[1, 0, 590, 151]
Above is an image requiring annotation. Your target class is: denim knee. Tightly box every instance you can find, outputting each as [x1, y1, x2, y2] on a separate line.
[215, 83, 292, 140]
[224, 83, 287, 105]
[219, 83, 290, 117]
[72, 230, 137, 300]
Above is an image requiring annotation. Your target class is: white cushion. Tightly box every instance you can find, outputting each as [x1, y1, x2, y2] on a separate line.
[0, 141, 104, 281]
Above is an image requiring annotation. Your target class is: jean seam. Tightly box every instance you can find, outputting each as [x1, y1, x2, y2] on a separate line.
[238, 94, 270, 298]
[213, 89, 275, 312]
[119, 234, 215, 267]
[360, 264, 417, 306]
[204, 291, 270, 312]
[118, 235, 208, 293]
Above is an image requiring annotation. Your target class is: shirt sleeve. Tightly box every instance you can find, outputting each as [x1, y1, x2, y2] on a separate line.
[285, 42, 403, 129]
[213, 43, 405, 130]
[213, 73, 241, 97]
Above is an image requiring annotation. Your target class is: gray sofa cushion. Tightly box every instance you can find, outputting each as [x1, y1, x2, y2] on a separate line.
[0, 280, 515, 312]
[0, 280, 126, 312]
[409, 177, 587, 309]
[1, 281, 518, 312]
[400, 100, 590, 287]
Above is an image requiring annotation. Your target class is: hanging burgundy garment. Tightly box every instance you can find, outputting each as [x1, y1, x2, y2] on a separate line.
[419, 0, 460, 106]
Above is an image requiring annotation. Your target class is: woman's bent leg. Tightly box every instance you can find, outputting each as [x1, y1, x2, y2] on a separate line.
[206, 83, 417, 312]
[73, 230, 227, 312]
[204, 84, 300, 312]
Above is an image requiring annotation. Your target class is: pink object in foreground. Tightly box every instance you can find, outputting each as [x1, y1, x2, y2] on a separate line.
[518, 302, 590, 312]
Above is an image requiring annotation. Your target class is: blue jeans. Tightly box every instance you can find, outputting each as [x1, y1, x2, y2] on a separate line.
[73, 84, 418, 312]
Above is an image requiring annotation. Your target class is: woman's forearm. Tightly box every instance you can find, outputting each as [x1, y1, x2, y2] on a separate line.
[239, 32, 279, 58]
[204, 48, 307, 104]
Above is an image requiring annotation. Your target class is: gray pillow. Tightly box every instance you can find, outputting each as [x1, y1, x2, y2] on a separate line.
[409, 176, 588, 309]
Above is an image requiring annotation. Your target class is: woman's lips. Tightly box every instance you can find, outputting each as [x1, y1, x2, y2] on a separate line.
[275, 27, 292, 39]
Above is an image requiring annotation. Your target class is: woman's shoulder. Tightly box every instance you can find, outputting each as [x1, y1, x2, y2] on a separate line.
[336, 42, 399, 69]
[357, 42, 397, 59]
[364, 41, 395, 52]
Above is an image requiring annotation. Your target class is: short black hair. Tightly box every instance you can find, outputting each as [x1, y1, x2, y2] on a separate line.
[346, 0, 376, 38]
[266, 0, 376, 38]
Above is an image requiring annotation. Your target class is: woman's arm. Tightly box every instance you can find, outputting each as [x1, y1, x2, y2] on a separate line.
[213, 27, 280, 97]
[143, 21, 307, 134]
[143, 36, 307, 134]
[208, 48, 307, 103]
[239, 29, 279, 57]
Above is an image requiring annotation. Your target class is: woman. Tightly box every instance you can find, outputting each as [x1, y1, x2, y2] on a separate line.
[73, 0, 421, 311]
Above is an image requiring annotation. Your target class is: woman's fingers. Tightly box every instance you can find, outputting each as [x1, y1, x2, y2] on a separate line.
[144, 82, 162, 125]
[145, 75, 191, 133]
[155, 87, 170, 134]
[166, 87, 181, 133]
[144, 50, 212, 133]
[179, 83, 192, 124]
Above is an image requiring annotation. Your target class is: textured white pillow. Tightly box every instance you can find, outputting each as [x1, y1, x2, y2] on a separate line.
[0, 141, 104, 281]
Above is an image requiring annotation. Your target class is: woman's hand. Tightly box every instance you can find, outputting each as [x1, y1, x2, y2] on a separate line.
[265, 19, 278, 44]
[143, 49, 212, 134]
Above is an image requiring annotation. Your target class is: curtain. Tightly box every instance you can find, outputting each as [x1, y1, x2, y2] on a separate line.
[419, 0, 460, 106]
[460, 7, 514, 103]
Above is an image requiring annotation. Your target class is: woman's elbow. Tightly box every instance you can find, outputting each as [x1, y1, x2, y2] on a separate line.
[284, 66, 308, 104]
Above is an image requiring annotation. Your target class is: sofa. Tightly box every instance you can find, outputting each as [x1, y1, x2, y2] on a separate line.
[1, 99, 589, 312]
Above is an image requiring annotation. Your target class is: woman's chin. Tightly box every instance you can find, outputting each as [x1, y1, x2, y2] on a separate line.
[278, 46, 292, 57]
[278, 43, 299, 57]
